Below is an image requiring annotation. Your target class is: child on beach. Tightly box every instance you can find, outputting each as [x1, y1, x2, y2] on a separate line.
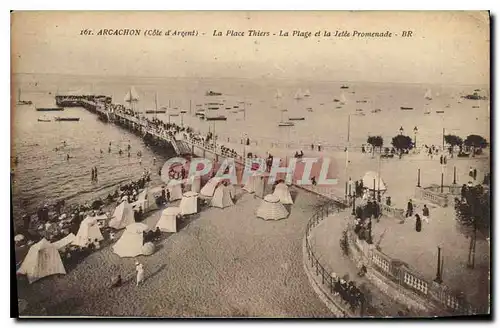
[135, 262, 144, 286]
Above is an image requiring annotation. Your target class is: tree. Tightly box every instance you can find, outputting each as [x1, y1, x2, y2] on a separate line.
[464, 134, 488, 156]
[367, 136, 384, 157]
[444, 134, 463, 147]
[454, 185, 490, 269]
[391, 135, 413, 154]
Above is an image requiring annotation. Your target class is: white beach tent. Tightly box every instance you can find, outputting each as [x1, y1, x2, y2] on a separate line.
[180, 191, 199, 215]
[52, 233, 76, 250]
[109, 201, 135, 230]
[186, 175, 202, 193]
[72, 216, 104, 247]
[243, 172, 258, 193]
[211, 185, 234, 208]
[113, 222, 148, 258]
[156, 207, 181, 232]
[254, 173, 270, 199]
[362, 171, 387, 191]
[256, 194, 289, 221]
[17, 238, 66, 284]
[167, 179, 183, 201]
[273, 182, 294, 205]
[200, 177, 222, 197]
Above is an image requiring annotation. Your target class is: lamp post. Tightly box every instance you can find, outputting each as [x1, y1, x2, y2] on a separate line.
[413, 126, 418, 148]
[417, 168, 421, 187]
[434, 246, 443, 284]
[453, 166, 457, 185]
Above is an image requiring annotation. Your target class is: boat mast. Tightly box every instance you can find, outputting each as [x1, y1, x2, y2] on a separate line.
[155, 92, 158, 120]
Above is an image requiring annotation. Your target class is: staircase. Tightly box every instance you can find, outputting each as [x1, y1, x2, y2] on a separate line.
[175, 140, 192, 155]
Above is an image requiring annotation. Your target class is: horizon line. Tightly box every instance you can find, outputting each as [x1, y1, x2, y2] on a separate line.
[11, 72, 489, 87]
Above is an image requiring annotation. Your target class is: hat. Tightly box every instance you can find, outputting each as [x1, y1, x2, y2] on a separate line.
[135, 261, 139, 266]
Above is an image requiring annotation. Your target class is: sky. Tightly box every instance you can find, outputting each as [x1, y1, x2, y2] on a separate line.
[11, 11, 490, 84]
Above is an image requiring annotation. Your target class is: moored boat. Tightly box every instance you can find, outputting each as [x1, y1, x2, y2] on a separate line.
[400, 107, 414, 110]
[36, 107, 64, 112]
[55, 117, 80, 121]
[288, 117, 305, 121]
[205, 115, 227, 121]
[278, 121, 294, 127]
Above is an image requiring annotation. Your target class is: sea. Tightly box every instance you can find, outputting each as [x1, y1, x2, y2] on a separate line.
[11, 73, 490, 228]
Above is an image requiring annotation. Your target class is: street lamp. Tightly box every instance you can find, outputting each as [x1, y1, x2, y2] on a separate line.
[413, 126, 418, 148]
[399, 126, 404, 135]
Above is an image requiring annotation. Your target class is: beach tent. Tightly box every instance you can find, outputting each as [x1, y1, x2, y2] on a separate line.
[362, 171, 387, 191]
[256, 194, 289, 221]
[243, 172, 258, 193]
[167, 179, 183, 201]
[180, 191, 199, 215]
[109, 201, 135, 230]
[72, 216, 104, 247]
[156, 207, 181, 232]
[273, 182, 294, 205]
[254, 173, 270, 199]
[186, 175, 202, 193]
[211, 185, 234, 208]
[200, 177, 222, 197]
[113, 222, 148, 258]
[17, 238, 66, 284]
[52, 233, 76, 250]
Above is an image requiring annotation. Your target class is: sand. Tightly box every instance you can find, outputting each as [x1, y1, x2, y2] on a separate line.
[17, 187, 336, 317]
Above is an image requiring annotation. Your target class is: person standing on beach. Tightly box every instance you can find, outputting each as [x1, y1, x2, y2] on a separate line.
[415, 214, 422, 232]
[94, 166, 98, 182]
[406, 199, 413, 218]
[135, 261, 144, 286]
[91, 167, 95, 182]
[422, 204, 430, 223]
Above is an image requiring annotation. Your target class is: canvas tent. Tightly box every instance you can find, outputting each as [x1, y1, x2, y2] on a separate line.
[17, 238, 66, 284]
[113, 222, 148, 258]
[156, 207, 181, 232]
[362, 171, 387, 191]
[167, 179, 183, 201]
[211, 185, 234, 208]
[186, 175, 202, 193]
[256, 194, 289, 221]
[243, 172, 258, 193]
[72, 216, 104, 247]
[254, 173, 270, 199]
[180, 191, 199, 215]
[132, 188, 158, 213]
[200, 177, 222, 197]
[109, 201, 135, 230]
[273, 182, 294, 205]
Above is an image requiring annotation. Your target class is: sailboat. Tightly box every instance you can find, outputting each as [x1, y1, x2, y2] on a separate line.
[124, 86, 140, 113]
[145, 92, 166, 114]
[340, 92, 347, 105]
[424, 89, 432, 101]
[294, 89, 303, 100]
[275, 89, 283, 100]
[278, 109, 294, 127]
[303, 89, 311, 98]
[16, 88, 32, 105]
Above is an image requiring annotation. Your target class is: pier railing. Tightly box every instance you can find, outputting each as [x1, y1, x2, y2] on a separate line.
[304, 202, 353, 317]
[346, 220, 486, 315]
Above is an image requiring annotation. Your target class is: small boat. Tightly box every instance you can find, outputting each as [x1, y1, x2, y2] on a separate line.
[169, 113, 180, 117]
[336, 106, 342, 109]
[371, 109, 381, 113]
[400, 107, 414, 110]
[37, 117, 51, 122]
[278, 121, 294, 127]
[424, 110, 431, 115]
[303, 89, 311, 98]
[206, 115, 227, 121]
[435, 110, 445, 114]
[225, 107, 231, 110]
[472, 106, 480, 109]
[289, 117, 305, 121]
[233, 106, 239, 108]
[340, 85, 349, 89]
[180, 110, 187, 114]
[55, 117, 80, 121]
[36, 107, 64, 111]
[208, 107, 219, 110]
[424, 89, 432, 101]
[145, 110, 166, 114]
[356, 109, 363, 112]
[356, 100, 367, 103]
[356, 112, 366, 116]
[333, 99, 340, 103]
[294, 89, 303, 100]
[17, 88, 32, 105]
[306, 107, 313, 112]
[206, 91, 222, 96]
[445, 104, 451, 108]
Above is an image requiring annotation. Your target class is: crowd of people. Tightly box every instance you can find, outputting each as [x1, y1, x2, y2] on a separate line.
[330, 272, 367, 314]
